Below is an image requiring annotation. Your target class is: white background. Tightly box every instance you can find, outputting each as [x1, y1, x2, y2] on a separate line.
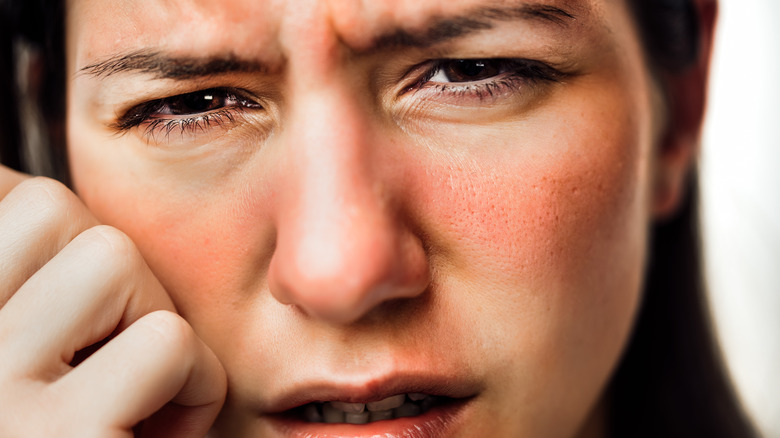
[702, 0, 780, 436]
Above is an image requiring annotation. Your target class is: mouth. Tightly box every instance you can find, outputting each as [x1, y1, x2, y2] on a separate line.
[265, 376, 480, 438]
[288, 392, 456, 424]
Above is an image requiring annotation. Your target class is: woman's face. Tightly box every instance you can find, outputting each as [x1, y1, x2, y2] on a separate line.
[66, 0, 664, 436]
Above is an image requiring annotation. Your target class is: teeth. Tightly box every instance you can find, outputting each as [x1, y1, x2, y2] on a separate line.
[302, 393, 439, 424]
[328, 401, 365, 413]
[366, 394, 406, 412]
[322, 402, 346, 423]
[394, 402, 422, 418]
[369, 409, 394, 422]
[345, 411, 370, 424]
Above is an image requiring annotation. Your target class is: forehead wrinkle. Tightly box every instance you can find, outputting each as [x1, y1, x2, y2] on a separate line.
[69, 0, 282, 76]
[329, 0, 589, 53]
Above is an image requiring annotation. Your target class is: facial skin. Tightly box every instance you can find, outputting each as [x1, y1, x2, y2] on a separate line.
[66, 0, 668, 436]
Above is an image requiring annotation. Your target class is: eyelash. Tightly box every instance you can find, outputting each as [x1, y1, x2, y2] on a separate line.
[113, 58, 563, 139]
[406, 58, 564, 100]
[140, 108, 239, 141]
[113, 88, 261, 140]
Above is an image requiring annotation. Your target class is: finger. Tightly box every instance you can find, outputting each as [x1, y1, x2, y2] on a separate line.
[0, 225, 175, 378]
[56, 311, 226, 438]
[0, 164, 28, 198]
[0, 177, 98, 305]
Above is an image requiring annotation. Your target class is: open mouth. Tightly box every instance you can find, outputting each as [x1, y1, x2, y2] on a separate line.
[287, 393, 452, 424]
[264, 373, 481, 437]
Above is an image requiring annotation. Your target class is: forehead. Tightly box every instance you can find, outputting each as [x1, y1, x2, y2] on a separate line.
[68, 0, 279, 65]
[67, 0, 601, 66]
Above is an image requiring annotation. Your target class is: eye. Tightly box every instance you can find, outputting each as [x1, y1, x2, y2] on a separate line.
[428, 59, 503, 83]
[402, 58, 565, 104]
[163, 89, 234, 115]
[394, 57, 569, 121]
[113, 87, 263, 135]
[140, 88, 261, 118]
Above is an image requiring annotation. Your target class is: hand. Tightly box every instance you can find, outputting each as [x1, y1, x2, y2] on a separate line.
[0, 165, 226, 438]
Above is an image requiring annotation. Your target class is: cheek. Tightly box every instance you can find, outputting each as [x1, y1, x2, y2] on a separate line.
[412, 102, 651, 291]
[401, 83, 653, 433]
[67, 134, 279, 335]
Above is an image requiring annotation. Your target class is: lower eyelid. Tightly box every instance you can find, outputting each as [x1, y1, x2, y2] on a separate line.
[133, 107, 254, 145]
[421, 74, 528, 100]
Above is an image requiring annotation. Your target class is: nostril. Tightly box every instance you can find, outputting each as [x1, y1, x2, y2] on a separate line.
[268, 255, 397, 324]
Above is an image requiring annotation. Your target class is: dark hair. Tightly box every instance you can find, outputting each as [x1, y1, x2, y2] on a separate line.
[614, 2, 756, 437]
[0, 0, 66, 180]
[0, 1, 758, 437]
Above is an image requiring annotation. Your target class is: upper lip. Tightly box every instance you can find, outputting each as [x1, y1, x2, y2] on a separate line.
[264, 371, 483, 414]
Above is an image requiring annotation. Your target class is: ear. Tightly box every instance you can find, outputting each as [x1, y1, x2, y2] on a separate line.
[652, 0, 718, 219]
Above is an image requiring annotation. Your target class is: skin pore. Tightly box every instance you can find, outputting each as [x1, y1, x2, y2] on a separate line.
[63, 0, 673, 436]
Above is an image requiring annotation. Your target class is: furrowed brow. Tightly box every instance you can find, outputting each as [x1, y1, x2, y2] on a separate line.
[367, 2, 579, 51]
[79, 49, 266, 80]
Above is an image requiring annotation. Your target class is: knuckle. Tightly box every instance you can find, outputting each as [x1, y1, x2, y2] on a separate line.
[84, 224, 137, 255]
[18, 176, 71, 200]
[11, 177, 77, 223]
[72, 225, 158, 306]
[140, 310, 196, 354]
[74, 226, 150, 298]
[77, 225, 143, 271]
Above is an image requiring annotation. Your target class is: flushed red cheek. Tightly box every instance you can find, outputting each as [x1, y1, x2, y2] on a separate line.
[152, 210, 272, 304]
[72, 171, 275, 323]
[404, 125, 646, 290]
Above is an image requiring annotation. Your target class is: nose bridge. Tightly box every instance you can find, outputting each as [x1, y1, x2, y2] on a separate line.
[293, 84, 375, 210]
[285, 68, 382, 232]
[286, 86, 388, 276]
[268, 72, 429, 325]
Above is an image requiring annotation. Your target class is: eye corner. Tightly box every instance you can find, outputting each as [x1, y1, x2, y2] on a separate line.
[112, 100, 163, 133]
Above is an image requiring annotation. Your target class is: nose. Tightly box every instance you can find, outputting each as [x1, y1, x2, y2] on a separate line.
[267, 85, 430, 325]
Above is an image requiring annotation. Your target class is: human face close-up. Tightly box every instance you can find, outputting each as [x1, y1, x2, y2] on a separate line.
[65, 0, 667, 436]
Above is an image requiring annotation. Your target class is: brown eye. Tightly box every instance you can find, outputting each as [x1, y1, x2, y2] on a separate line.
[433, 60, 502, 83]
[114, 87, 263, 133]
[164, 89, 231, 115]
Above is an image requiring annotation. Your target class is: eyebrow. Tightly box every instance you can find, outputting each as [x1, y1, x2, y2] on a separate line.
[79, 50, 267, 80]
[368, 2, 579, 51]
[79, 2, 579, 80]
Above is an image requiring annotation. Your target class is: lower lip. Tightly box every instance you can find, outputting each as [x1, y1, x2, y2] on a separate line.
[268, 398, 472, 438]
